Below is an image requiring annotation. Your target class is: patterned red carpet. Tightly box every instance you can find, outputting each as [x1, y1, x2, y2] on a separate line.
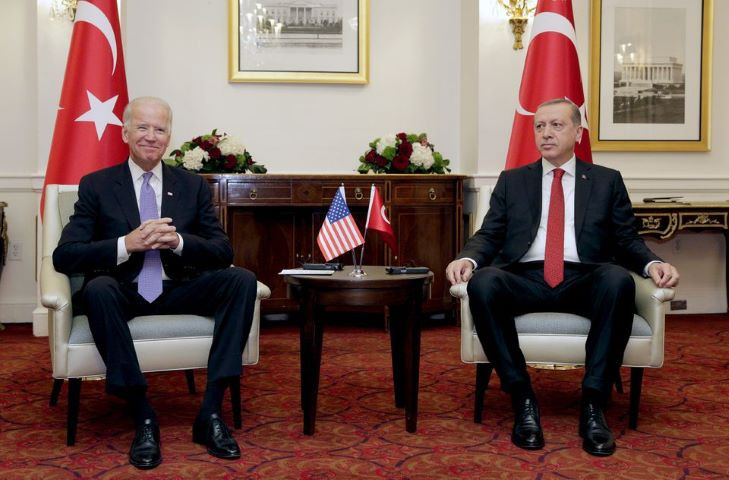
[1, 315, 728, 479]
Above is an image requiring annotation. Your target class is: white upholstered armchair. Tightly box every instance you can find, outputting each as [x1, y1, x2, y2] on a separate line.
[40, 184, 271, 445]
[450, 272, 674, 429]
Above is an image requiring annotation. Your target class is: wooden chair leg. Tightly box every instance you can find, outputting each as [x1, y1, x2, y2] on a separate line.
[629, 367, 644, 430]
[67, 378, 82, 446]
[230, 372, 242, 429]
[50, 379, 64, 406]
[474, 363, 493, 424]
[185, 370, 196, 394]
[615, 371, 624, 394]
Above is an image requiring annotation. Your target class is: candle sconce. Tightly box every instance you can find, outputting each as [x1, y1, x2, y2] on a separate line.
[498, 0, 536, 50]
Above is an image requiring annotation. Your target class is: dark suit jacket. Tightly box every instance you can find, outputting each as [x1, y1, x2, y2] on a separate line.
[457, 159, 660, 274]
[53, 162, 233, 283]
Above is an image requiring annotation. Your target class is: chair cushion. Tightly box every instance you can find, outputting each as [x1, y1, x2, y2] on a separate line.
[514, 313, 652, 337]
[69, 315, 215, 345]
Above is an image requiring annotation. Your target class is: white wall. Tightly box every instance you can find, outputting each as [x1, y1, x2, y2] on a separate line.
[121, 0, 463, 174]
[0, 0, 42, 324]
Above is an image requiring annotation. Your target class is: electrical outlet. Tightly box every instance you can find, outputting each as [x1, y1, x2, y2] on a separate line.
[670, 300, 687, 311]
[8, 242, 22, 261]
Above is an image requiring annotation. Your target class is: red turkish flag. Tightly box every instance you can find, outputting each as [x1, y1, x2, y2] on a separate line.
[41, 0, 129, 218]
[365, 185, 397, 255]
[505, 0, 592, 169]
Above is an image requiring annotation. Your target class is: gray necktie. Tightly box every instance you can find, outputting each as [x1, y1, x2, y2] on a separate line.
[137, 172, 163, 302]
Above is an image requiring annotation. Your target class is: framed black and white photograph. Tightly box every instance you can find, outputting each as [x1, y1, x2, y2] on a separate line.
[589, 0, 713, 151]
[228, 0, 369, 84]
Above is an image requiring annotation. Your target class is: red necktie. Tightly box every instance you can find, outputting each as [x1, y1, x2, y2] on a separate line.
[544, 168, 565, 287]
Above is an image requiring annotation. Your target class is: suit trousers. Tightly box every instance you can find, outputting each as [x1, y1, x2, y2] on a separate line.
[81, 267, 257, 395]
[466, 261, 636, 398]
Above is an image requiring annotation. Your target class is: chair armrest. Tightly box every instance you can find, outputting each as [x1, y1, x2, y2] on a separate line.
[631, 272, 675, 321]
[40, 256, 72, 312]
[256, 281, 271, 300]
[40, 256, 75, 377]
[449, 282, 468, 299]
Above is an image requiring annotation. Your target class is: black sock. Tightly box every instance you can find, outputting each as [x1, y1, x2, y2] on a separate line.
[582, 387, 605, 407]
[200, 378, 228, 417]
[510, 381, 536, 405]
[127, 388, 156, 426]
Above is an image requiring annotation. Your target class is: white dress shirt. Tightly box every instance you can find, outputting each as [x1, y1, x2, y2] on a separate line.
[116, 160, 183, 279]
[520, 157, 579, 263]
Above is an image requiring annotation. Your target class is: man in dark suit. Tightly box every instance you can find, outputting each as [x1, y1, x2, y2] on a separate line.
[446, 98, 679, 456]
[53, 97, 257, 469]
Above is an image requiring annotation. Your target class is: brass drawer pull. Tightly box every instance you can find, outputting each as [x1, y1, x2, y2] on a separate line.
[249, 188, 257, 200]
[428, 187, 437, 201]
[354, 187, 363, 200]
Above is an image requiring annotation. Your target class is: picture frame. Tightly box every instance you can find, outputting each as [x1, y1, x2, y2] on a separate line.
[228, 0, 369, 84]
[588, 0, 713, 151]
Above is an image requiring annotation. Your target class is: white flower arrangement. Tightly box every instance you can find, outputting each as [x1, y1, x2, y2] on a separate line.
[358, 132, 450, 174]
[410, 142, 435, 169]
[164, 129, 266, 173]
[218, 136, 246, 157]
[375, 134, 398, 155]
[181, 146, 208, 171]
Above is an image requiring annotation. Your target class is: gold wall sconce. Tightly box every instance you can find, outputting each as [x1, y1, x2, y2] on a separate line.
[498, 0, 536, 50]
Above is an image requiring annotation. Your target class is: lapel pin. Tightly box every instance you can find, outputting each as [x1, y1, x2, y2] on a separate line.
[167, 192, 173, 196]
[581, 174, 587, 180]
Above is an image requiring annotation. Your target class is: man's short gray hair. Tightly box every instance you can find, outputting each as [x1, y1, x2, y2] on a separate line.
[536, 98, 581, 126]
[122, 97, 173, 131]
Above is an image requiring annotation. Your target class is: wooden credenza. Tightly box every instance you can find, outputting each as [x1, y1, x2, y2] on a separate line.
[203, 174, 466, 315]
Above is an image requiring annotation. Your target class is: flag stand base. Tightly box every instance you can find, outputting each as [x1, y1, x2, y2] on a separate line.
[349, 267, 367, 278]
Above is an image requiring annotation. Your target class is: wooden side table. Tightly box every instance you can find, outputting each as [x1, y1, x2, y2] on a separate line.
[284, 266, 433, 435]
[633, 201, 729, 310]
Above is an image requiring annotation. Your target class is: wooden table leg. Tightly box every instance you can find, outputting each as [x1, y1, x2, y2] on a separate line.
[389, 306, 405, 408]
[401, 288, 423, 433]
[300, 288, 323, 435]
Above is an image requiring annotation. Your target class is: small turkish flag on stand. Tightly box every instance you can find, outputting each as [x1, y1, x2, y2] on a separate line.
[504, 0, 592, 170]
[365, 185, 397, 255]
[41, 0, 129, 218]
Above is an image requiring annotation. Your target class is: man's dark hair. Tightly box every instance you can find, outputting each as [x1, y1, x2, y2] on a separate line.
[537, 98, 581, 126]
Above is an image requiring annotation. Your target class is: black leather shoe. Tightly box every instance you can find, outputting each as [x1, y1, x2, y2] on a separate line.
[579, 402, 616, 456]
[192, 412, 241, 459]
[511, 397, 545, 450]
[129, 418, 162, 469]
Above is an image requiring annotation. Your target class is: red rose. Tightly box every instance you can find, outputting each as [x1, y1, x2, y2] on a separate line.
[209, 147, 221, 159]
[397, 141, 413, 158]
[365, 149, 376, 164]
[396, 132, 408, 142]
[200, 140, 212, 151]
[224, 155, 237, 170]
[392, 155, 410, 171]
[193, 136, 203, 145]
[374, 154, 387, 167]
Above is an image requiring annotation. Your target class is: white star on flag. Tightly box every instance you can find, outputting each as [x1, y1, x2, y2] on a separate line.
[75, 91, 123, 140]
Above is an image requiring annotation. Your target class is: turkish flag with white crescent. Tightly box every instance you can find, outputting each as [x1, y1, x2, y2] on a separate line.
[365, 185, 397, 255]
[41, 0, 129, 218]
[504, 0, 592, 170]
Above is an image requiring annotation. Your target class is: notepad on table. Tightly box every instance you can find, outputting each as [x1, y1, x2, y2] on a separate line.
[279, 269, 335, 275]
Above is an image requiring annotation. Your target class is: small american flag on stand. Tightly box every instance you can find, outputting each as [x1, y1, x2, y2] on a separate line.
[317, 186, 364, 261]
